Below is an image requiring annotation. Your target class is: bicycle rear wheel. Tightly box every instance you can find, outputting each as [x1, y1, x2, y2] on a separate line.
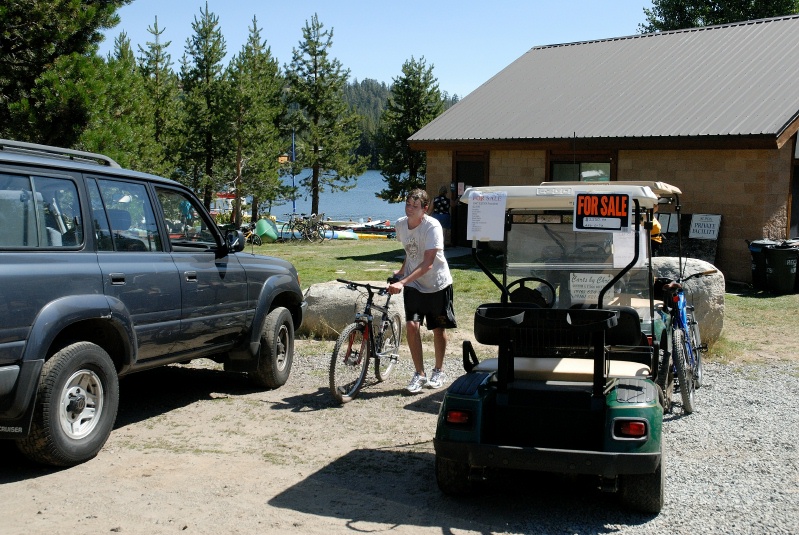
[672, 328, 695, 414]
[375, 313, 402, 381]
[316, 224, 327, 242]
[330, 323, 370, 403]
[251, 233, 262, 246]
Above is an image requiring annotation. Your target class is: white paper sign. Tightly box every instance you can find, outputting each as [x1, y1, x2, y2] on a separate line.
[689, 214, 721, 240]
[570, 273, 614, 304]
[467, 190, 507, 241]
[612, 230, 648, 268]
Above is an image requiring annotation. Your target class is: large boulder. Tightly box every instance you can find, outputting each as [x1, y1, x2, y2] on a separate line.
[652, 257, 725, 345]
[299, 280, 405, 339]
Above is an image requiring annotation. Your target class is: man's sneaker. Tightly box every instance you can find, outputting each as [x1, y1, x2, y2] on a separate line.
[427, 368, 447, 389]
[406, 372, 427, 393]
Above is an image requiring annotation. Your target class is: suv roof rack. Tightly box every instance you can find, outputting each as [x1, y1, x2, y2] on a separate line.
[0, 139, 121, 168]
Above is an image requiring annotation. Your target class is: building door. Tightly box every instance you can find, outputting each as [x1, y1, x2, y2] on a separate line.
[452, 153, 488, 246]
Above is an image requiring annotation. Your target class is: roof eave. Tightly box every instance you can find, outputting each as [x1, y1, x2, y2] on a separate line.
[408, 134, 783, 152]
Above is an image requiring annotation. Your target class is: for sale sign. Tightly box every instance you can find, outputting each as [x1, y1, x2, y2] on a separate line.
[574, 193, 631, 232]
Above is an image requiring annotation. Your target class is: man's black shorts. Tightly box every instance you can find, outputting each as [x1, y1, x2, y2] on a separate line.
[402, 285, 457, 329]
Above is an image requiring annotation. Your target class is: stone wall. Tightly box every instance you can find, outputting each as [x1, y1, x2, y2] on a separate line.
[424, 144, 794, 283]
[619, 147, 792, 282]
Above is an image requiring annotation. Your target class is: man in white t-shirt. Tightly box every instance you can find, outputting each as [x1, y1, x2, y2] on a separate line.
[387, 189, 457, 393]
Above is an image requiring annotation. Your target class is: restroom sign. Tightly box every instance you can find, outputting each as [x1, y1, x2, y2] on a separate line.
[574, 193, 630, 232]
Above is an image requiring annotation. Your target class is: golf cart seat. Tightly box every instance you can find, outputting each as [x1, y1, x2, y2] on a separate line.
[471, 304, 652, 382]
[472, 356, 650, 382]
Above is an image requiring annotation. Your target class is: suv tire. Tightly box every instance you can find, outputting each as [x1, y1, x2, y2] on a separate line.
[17, 342, 119, 466]
[249, 307, 294, 389]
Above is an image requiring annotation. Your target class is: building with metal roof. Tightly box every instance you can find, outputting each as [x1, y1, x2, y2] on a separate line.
[410, 16, 799, 284]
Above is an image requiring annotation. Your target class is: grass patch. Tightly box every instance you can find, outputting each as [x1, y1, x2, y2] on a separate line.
[262, 239, 797, 364]
[265, 239, 502, 323]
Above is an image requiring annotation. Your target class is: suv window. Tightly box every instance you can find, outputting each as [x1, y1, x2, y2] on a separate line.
[88, 178, 163, 252]
[0, 173, 83, 248]
[155, 187, 218, 250]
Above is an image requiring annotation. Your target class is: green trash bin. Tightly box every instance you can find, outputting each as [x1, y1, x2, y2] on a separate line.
[749, 239, 779, 290]
[764, 245, 798, 295]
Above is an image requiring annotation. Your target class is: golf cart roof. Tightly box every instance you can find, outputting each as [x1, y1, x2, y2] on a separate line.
[459, 181, 680, 210]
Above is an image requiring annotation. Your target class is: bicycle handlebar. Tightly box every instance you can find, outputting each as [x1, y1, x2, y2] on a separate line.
[337, 278, 389, 296]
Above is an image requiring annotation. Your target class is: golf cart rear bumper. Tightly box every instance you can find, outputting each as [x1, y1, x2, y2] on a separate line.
[434, 439, 661, 478]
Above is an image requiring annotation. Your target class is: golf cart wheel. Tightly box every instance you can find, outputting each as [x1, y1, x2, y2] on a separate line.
[435, 456, 475, 495]
[619, 459, 664, 514]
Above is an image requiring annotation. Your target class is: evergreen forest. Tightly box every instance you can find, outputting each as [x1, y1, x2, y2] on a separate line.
[0, 2, 459, 225]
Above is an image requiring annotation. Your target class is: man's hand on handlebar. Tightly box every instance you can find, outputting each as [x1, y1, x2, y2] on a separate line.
[386, 275, 403, 295]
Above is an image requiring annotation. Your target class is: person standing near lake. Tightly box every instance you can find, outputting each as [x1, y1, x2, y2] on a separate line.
[431, 185, 451, 247]
[388, 188, 457, 393]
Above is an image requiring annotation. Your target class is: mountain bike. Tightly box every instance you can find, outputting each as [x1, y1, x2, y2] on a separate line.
[656, 269, 717, 414]
[280, 213, 306, 243]
[242, 222, 262, 246]
[329, 279, 402, 403]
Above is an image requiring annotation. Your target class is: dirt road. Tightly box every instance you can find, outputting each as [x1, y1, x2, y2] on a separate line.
[1, 339, 796, 534]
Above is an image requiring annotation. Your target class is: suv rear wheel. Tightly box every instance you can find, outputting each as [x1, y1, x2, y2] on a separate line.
[17, 342, 119, 466]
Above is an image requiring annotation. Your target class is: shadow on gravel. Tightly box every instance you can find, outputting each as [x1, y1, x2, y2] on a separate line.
[0, 364, 261, 484]
[272, 382, 446, 414]
[114, 365, 261, 428]
[269, 447, 656, 533]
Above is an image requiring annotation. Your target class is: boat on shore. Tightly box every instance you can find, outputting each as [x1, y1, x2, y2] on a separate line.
[329, 220, 396, 238]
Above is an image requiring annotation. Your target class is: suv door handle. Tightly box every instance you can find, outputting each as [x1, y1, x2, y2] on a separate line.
[185, 271, 198, 283]
[110, 273, 126, 285]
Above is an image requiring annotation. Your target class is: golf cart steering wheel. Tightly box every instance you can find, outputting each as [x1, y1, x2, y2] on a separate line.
[506, 277, 556, 308]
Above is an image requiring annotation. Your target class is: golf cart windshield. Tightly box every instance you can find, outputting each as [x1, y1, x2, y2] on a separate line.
[461, 182, 681, 319]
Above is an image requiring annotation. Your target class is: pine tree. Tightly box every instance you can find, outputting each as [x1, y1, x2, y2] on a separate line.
[285, 14, 367, 216]
[376, 56, 443, 202]
[137, 17, 181, 177]
[0, 0, 130, 142]
[78, 33, 160, 171]
[225, 17, 287, 226]
[178, 2, 230, 209]
[640, 0, 799, 32]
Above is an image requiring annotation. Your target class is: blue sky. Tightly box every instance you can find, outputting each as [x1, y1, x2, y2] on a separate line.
[99, 0, 653, 99]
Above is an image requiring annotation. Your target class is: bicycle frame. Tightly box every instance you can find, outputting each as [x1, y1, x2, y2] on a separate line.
[665, 284, 698, 369]
[329, 279, 401, 403]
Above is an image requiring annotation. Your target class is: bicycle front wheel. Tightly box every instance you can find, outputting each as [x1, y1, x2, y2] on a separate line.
[279, 222, 294, 242]
[655, 328, 674, 412]
[252, 233, 262, 246]
[689, 314, 704, 388]
[375, 313, 402, 382]
[672, 328, 695, 414]
[330, 323, 370, 403]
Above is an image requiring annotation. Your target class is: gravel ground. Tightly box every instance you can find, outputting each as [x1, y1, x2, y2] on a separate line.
[1, 347, 797, 534]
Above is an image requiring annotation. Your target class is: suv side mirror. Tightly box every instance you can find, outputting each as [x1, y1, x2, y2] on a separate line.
[226, 230, 245, 253]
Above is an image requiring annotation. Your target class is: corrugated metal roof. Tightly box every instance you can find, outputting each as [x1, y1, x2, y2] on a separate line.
[410, 16, 799, 143]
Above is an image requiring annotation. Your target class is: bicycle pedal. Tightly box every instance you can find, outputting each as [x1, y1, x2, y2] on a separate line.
[697, 344, 708, 353]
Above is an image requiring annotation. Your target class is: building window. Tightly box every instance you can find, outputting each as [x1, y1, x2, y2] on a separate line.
[548, 151, 615, 182]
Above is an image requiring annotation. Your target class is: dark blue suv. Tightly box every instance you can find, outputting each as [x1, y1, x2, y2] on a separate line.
[0, 140, 305, 466]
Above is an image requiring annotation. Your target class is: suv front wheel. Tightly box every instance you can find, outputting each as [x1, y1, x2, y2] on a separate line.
[249, 307, 294, 389]
[17, 342, 119, 466]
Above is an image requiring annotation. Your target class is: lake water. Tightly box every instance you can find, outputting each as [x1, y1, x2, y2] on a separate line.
[272, 169, 406, 223]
